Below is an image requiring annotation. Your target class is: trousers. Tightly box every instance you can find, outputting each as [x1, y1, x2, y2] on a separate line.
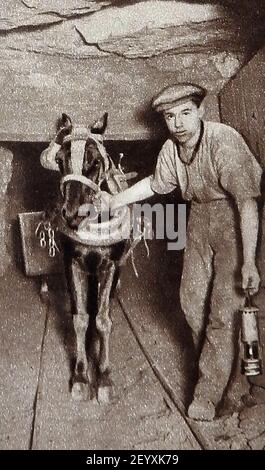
[180, 199, 249, 406]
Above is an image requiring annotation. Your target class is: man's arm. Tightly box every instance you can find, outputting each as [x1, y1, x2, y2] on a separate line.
[238, 198, 260, 294]
[80, 176, 155, 217]
[110, 176, 155, 211]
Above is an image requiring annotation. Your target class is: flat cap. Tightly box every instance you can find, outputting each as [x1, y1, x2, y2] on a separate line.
[152, 83, 207, 112]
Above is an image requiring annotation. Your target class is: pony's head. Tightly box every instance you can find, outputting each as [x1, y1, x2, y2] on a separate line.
[52, 113, 109, 229]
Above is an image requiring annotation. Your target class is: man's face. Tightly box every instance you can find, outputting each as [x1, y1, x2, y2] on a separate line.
[163, 100, 203, 144]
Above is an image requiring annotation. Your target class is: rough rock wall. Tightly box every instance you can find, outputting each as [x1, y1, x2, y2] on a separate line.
[0, 148, 13, 276]
[0, 48, 241, 141]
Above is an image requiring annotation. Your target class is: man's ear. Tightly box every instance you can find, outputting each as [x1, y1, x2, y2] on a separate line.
[198, 103, 205, 119]
[91, 112, 108, 135]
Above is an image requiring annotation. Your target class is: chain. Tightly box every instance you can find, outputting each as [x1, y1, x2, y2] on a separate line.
[35, 220, 60, 258]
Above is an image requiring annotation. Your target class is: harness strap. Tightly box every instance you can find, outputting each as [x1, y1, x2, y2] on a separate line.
[60, 174, 100, 194]
[63, 130, 103, 144]
[63, 129, 110, 173]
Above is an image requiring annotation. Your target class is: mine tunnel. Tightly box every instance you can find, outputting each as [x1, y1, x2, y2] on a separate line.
[0, 0, 265, 451]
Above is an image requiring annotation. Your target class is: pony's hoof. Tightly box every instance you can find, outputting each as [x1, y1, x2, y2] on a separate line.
[97, 373, 113, 404]
[71, 381, 89, 401]
[97, 385, 112, 404]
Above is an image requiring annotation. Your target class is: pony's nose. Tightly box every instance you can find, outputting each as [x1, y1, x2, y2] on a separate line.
[61, 207, 74, 222]
[61, 207, 80, 228]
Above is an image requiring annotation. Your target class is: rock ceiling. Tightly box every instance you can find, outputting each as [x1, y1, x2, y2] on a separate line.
[0, 1, 264, 140]
[0, 1, 264, 59]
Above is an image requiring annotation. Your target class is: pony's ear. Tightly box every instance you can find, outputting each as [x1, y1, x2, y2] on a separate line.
[57, 113, 72, 131]
[55, 113, 72, 145]
[91, 112, 108, 135]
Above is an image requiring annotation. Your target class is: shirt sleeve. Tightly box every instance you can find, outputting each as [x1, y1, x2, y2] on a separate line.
[214, 128, 262, 201]
[150, 141, 178, 194]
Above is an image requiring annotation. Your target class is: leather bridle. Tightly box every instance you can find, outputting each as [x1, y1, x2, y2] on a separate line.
[60, 128, 111, 197]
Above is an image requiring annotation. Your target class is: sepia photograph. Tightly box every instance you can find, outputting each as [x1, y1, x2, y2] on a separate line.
[0, 0, 265, 455]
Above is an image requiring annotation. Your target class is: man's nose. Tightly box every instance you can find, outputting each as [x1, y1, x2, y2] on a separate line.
[174, 116, 182, 128]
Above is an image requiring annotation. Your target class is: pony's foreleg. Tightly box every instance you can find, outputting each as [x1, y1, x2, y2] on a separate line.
[96, 260, 115, 402]
[70, 260, 91, 401]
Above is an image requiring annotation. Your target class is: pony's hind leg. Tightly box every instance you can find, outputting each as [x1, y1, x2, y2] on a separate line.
[96, 260, 116, 403]
[69, 260, 92, 401]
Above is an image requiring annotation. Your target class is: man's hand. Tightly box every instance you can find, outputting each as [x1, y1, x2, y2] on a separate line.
[78, 191, 112, 218]
[242, 262, 260, 295]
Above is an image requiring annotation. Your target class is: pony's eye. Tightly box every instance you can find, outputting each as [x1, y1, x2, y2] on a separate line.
[55, 150, 64, 164]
